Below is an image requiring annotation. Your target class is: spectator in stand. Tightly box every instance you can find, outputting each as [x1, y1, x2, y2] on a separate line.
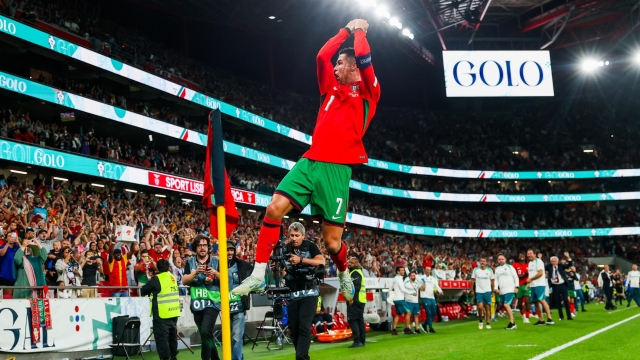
[12, 236, 48, 299]
[0, 232, 20, 297]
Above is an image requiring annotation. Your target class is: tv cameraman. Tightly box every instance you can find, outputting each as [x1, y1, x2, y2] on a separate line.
[277, 222, 324, 360]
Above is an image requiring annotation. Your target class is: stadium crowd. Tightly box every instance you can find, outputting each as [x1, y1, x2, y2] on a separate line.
[1, 173, 638, 300]
[1, 103, 633, 198]
[3, 1, 640, 174]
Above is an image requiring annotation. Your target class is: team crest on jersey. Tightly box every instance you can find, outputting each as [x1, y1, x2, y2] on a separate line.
[350, 83, 360, 97]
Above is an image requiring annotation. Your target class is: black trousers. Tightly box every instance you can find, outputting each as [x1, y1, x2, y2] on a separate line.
[288, 296, 317, 360]
[347, 302, 365, 345]
[193, 307, 221, 360]
[153, 317, 178, 360]
[604, 287, 615, 309]
[550, 283, 572, 320]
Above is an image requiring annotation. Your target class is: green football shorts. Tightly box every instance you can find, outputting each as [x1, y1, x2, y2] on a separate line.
[568, 290, 576, 298]
[275, 158, 352, 226]
[517, 284, 531, 298]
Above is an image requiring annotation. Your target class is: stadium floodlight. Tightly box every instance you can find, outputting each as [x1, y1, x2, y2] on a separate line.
[605, 61, 610, 66]
[583, 149, 594, 153]
[248, 209, 256, 213]
[268, 16, 275, 19]
[182, 198, 192, 203]
[91, 183, 104, 188]
[125, 189, 138, 193]
[389, 17, 402, 29]
[402, 28, 414, 39]
[10, 169, 27, 174]
[636, 52, 640, 64]
[154, 194, 166, 198]
[598, 61, 604, 67]
[581, 59, 599, 72]
[375, 5, 391, 19]
[53, 177, 68, 182]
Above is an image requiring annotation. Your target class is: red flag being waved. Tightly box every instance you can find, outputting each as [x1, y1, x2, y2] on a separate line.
[203, 109, 238, 239]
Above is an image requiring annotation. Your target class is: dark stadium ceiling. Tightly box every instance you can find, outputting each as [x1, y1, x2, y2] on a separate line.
[132, 0, 639, 60]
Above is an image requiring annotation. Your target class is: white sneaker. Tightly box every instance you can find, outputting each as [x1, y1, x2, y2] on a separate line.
[478, 322, 484, 330]
[231, 275, 266, 295]
[486, 323, 492, 330]
[523, 317, 530, 324]
[338, 270, 355, 302]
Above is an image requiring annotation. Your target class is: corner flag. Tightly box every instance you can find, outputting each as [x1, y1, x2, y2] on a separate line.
[203, 109, 238, 238]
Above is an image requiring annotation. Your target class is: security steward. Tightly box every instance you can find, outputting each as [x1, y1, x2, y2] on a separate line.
[280, 222, 325, 360]
[141, 259, 180, 360]
[347, 257, 366, 348]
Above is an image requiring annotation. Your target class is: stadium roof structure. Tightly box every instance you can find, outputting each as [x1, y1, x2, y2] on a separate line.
[127, 0, 639, 65]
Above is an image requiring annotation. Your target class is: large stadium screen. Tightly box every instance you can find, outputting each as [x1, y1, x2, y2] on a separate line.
[442, 51, 554, 97]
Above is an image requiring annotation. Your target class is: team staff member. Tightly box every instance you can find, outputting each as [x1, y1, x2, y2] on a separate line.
[403, 270, 421, 334]
[418, 266, 442, 334]
[494, 254, 519, 330]
[390, 267, 413, 335]
[140, 259, 180, 360]
[513, 253, 531, 323]
[347, 257, 366, 348]
[282, 223, 325, 360]
[598, 264, 615, 310]
[546, 253, 573, 321]
[627, 264, 640, 307]
[470, 258, 494, 330]
[233, 18, 381, 303]
[526, 249, 554, 325]
[183, 235, 221, 360]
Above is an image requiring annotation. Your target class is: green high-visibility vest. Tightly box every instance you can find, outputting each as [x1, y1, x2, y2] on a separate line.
[154, 272, 180, 319]
[350, 268, 366, 303]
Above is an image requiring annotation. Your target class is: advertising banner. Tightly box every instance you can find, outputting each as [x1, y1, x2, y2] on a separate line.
[0, 297, 150, 353]
[442, 50, 554, 97]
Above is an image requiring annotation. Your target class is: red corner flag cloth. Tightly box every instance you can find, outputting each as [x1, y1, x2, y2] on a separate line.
[203, 109, 238, 239]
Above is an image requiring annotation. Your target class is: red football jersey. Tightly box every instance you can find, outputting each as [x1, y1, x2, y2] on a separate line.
[512, 262, 529, 286]
[302, 28, 381, 165]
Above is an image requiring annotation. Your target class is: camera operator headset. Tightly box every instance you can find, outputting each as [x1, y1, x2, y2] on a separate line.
[275, 222, 324, 360]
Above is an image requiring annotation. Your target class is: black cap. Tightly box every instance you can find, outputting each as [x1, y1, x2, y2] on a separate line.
[113, 248, 122, 254]
[37, 229, 47, 235]
[26, 227, 35, 233]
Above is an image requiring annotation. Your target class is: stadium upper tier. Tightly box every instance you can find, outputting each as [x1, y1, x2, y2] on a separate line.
[2, 14, 640, 178]
[2, 79, 640, 204]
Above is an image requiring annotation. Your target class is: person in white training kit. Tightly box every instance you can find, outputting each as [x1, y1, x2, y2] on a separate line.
[627, 264, 640, 308]
[526, 249, 554, 325]
[494, 254, 520, 330]
[418, 266, 443, 334]
[390, 267, 415, 335]
[470, 257, 495, 330]
[403, 270, 421, 334]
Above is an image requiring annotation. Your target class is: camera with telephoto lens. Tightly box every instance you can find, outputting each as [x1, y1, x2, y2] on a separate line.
[274, 238, 324, 284]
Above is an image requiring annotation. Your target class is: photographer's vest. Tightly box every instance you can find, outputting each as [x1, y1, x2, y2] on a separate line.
[350, 268, 366, 303]
[152, 272, 180, 319]
[285, 240, 320, 300]
[316, 297, 322, 313]
[187, 257, 243, 313]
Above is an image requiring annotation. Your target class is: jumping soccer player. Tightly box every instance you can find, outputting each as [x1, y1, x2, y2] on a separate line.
[513, 253, 531, 323]
[233, 18, 380, 301]
[494, 254, 519, 330]
[470, 258, 494, 330]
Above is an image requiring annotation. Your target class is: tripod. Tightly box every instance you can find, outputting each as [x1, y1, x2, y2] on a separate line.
[140, 327, 194, 354]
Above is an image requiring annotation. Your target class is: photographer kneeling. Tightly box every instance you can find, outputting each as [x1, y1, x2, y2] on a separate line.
[276, 222, 324, 360]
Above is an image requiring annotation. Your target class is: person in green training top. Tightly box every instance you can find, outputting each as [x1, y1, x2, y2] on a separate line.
[141, 259, 180, 360]
[347, 257, 366, 348]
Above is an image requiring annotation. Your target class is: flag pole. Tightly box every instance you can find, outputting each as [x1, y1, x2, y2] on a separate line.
[216, 205, 231, 360]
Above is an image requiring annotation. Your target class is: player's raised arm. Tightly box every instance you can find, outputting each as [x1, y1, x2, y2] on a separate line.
[353, 19, 380, 101]
[316, 21, 353, 94]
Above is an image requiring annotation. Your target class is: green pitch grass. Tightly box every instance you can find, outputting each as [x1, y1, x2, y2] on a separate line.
[129, 303, 640, 360]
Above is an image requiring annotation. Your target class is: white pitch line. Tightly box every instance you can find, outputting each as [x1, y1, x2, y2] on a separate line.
[529, 313, 640, 360]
